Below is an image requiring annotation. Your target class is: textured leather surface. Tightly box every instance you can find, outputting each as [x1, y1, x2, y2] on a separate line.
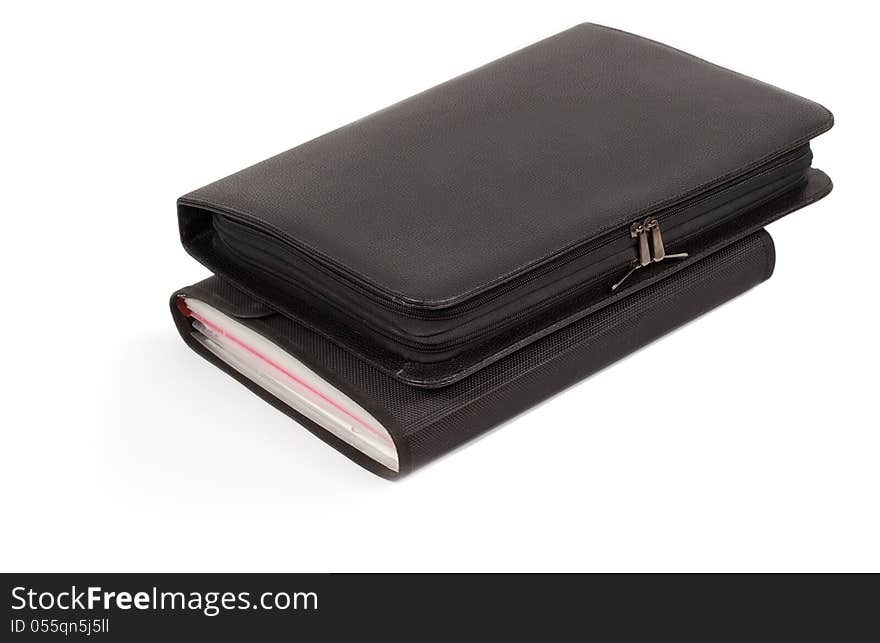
[171, 230, 776, 478]
[179, 23, 831, 306]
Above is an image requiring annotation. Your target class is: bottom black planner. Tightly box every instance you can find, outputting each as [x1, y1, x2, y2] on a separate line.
[170, 229, 776, 479]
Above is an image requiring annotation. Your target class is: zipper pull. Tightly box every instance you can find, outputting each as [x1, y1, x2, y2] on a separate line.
[645, 217, 689, 262]
[611, 217, 690, 292]
[611, 259, 640, 291]
[631, 221, 651, 266]
[645, 218, 665, 261]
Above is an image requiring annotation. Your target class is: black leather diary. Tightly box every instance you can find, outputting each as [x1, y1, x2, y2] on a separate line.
[171, 24, 833, 477]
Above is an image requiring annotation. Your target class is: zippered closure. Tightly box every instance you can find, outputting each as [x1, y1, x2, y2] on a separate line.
[210, 164, 807, 358]
[213, 145, 811, 321]
[209, 166, 811, 360]
[611, 218, 690, 291]
[413, 145, 811, 314]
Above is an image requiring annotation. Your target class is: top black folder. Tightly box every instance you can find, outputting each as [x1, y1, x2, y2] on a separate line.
[177, 23, 832, 388]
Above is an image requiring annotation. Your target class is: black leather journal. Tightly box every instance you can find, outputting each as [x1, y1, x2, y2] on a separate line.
[171, 24, 833, 478]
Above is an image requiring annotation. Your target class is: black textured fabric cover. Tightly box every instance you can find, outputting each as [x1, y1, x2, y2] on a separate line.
[169, 24, 834, 477]
[171, 230, 776, 479]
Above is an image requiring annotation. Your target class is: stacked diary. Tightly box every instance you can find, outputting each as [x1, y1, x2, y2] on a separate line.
[171, 24, 833, 478]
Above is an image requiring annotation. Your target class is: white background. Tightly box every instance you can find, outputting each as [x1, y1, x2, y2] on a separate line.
[1, 1, 876, 572]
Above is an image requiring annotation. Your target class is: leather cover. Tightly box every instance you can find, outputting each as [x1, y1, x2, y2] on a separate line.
[172, 230, 777, 478]
[176, 23, 832, 383]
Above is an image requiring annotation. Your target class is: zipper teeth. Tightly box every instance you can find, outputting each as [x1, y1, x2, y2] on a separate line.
[396, 171, 809, 351]
[214, 167, 805, 354]
[424, 168, 811, 350]
[211, 153, 810, 353]
[395, 148, 809, 318]
[399, 146, 812, 318]
[216, 146, 811, 323]
[220, 233, 622, 352]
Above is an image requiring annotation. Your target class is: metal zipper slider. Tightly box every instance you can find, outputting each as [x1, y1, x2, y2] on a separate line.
[645, 218, 665, 261]
[645, 217, 689, 262]
[631, 221, 651, 266]
[611, 217, 691, 291]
